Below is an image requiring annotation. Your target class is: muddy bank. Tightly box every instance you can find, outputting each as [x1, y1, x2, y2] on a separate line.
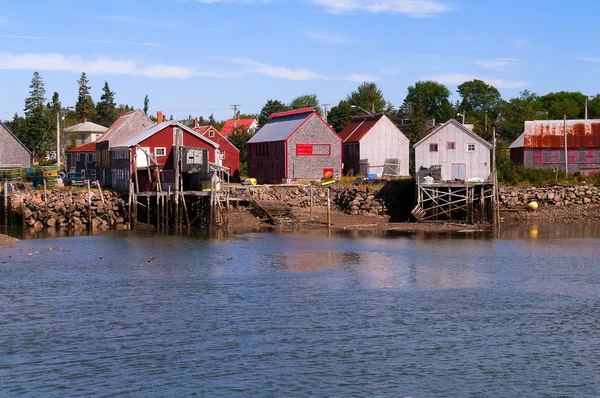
[0, 234, 19, 247]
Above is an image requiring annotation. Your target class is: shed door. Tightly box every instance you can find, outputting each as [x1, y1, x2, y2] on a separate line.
[136, 147, 151, 168]
[452, 163, 466, 180]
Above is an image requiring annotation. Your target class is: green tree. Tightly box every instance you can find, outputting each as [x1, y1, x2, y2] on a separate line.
[228, 127, 255, 177]
[588, 94, 600, 119]
[75, 72, 96, 121]
[258, 99, 289, 127]
[346, 82, 387, 113]
[208, 114, 216, 126]
[327, 100, 355, 133]
[539, 91, 586, 119]
[457, 79, 502, 113]
[22, 71, 51, 156]
[401, 80, 454, 123]
[457, 79, 503, 139]
[96, 81, 117, 127]
[289, 94, 321, 115]
[143, 94, 150, 115]
[497, 90, 542, 142]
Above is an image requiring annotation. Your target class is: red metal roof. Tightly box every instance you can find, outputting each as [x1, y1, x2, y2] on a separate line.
[522, 120, 600, 148]
[338, 113, 385, 143]
[194, 126, 240, 153]
[269, 108, 315, 119]
[66, 142, 97, 153]
[220, 118, 256, 136]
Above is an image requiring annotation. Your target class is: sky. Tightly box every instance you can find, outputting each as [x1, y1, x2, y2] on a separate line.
[1, 0, 600, 122]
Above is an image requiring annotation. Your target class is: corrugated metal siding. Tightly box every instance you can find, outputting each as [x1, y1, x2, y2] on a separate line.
[415, 122, 491, 181]
[523, 120, 600, 148]
[358, 116, 410, 177]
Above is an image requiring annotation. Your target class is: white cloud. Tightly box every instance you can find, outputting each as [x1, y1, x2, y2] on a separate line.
[306, 30, 348, 45]
[0, 16, 6, 24]
[309, 0, 450, 17]
[348, 73, 380, 82]
[0, 34, 53, 40]
[0, 52, 233, 79]
[226, 57, 324, 80]
[574, 56, 600, 63]
[379, 66, 401, 76]
[475, 57, 520, 70]
[426, 72, 527, 89]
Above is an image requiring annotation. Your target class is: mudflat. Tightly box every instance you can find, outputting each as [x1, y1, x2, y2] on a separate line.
[0, 234, 19, 247]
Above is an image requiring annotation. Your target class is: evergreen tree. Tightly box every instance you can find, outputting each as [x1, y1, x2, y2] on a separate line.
[96, 81, 117, 127]
[22, 71, 51, 156]
[209, 114, 216, 126]
[75, 72, 96, 121]
[143, 95, 150, 115]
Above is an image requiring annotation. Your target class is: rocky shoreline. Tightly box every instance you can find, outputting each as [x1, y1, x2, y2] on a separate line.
[7, 188, 129, 231]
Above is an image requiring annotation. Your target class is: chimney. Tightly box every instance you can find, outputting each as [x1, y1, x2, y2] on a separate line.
[157, 111, 163, 123]
[83, 117, 87, 123]
[162, 115, 167, 122]
[194, 118, 199, 128]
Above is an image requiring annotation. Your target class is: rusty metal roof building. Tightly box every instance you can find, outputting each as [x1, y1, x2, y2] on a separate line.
[338, 113, 385, 143]
[511, 119, 600, 149]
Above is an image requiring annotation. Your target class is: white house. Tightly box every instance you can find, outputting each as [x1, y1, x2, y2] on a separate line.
[413, 119, 491, 181]
[339, 113, 410, 177]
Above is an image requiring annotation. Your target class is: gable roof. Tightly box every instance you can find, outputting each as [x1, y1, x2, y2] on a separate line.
[98, 109, 155, 146]
[339, 113, 386, 143]
[194, 126, 240, 153]
[0, 121, 31, 154]
[66, 142, 97, 153]
[413, 119, 492, 149]
[220, 118, 257, 136]
[64, 120, 107, 133]
[118, 121, 219, 149]
[247, 110, 315, 144]
[509, 132, 525, 149]
[515, 119, 600, 149]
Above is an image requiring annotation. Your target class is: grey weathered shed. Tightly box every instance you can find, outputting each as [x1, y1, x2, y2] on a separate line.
[414, 119, 491, 181]
[0, 121, 31, 168]
[247, 108, 342, 183]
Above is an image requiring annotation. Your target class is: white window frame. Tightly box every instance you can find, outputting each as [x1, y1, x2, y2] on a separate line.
[155, 147, 167, 157]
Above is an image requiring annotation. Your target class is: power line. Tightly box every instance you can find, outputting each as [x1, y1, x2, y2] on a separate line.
[230, 104, 241, 128]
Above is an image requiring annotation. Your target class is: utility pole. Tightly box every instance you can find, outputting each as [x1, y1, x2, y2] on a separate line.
[230, 104, 241, 129]
[322, 104, 330, 121]
[56, 112, 61, 169]
[564, 114, 568, 175]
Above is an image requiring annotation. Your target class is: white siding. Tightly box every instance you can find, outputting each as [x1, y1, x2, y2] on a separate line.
[415, 122, 491, 181]
[358, 116, 410, 177]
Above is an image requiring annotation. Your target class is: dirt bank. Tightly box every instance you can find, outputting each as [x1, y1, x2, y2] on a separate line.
[228, 206, 480, 233]
[501, 203, 600, 224]
[0, 234, 19, 247]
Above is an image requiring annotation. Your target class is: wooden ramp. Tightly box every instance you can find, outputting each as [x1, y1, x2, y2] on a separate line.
[252, 199, 295, 224]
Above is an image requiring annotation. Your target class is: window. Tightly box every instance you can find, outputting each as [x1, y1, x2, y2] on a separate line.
[446, 142, 456, 150]
[155, 147, 166, 157]
[429, 143, 438, 152]
[296, 143, 331, 156]
[551, 149, 560, 163]
[587, 149, 595, 163]
[209, 131, 215, 137]
[467, 143, 476, 152]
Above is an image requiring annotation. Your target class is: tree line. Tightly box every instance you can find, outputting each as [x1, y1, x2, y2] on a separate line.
[6, 71, 600, 176]
[4, 71, 137, 158]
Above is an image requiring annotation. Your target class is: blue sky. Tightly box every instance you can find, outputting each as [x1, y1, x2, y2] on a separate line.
[1, 0, 600, 122]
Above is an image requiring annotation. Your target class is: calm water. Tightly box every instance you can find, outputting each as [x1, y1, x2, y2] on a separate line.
[1, 227, 600, 397]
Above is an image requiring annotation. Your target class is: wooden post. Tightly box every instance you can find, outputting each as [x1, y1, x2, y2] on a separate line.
[147, 196, 151, 225]
[3, 182, 7, 226]
[181, 192, 190, 229]
[157, 194, 161, 230]
[174, 130, 180, 229]
[327, 188, 331, 228]
[167, 187, 171, 229]
[310, 185, 313, 220]
[128, 181, 132, 228]
[43, 179, 48, 223]
[87, 179, 92, 231]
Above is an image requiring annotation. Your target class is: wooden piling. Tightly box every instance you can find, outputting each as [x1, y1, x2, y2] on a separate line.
[86, 179, 92, 231]
[327, 188, 331, 228]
